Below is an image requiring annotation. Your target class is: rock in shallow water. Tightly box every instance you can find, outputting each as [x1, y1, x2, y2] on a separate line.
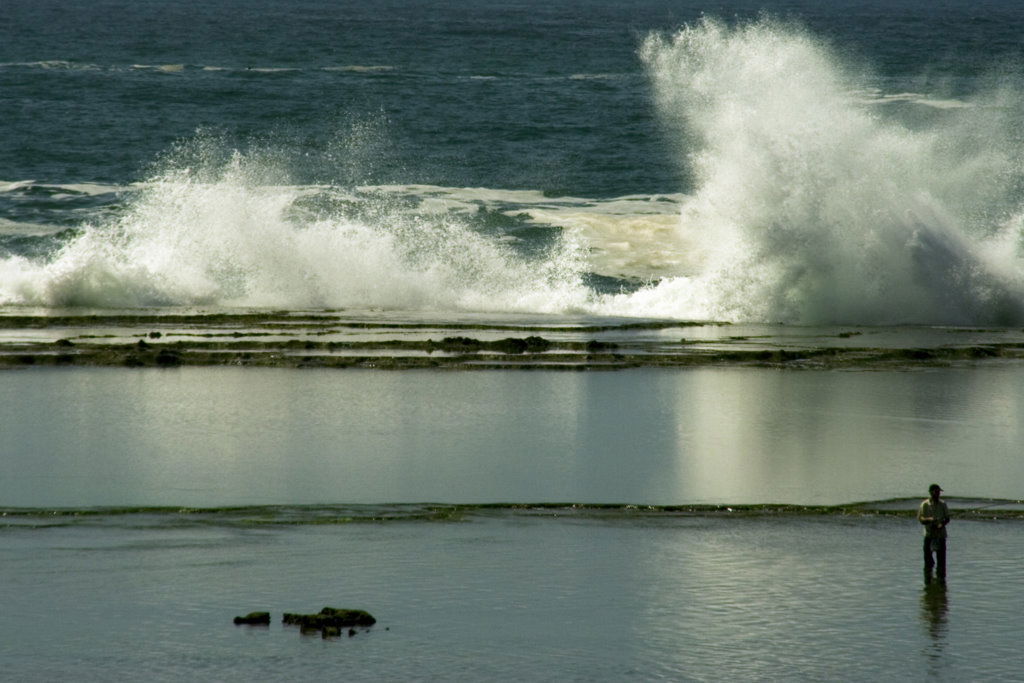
[233, 612, 271, 625]
[282, 607, 377, 630]
[233, 607, 376, 636]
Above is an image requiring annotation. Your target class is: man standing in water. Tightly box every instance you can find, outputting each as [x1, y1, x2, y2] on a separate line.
[918, 484, 950, 584]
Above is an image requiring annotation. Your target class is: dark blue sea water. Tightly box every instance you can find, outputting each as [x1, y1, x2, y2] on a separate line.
[3, 0, 1024, 322]
[2, 0, 1022, 188]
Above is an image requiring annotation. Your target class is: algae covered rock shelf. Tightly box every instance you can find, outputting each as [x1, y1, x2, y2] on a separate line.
[2, 309, 1024, 370]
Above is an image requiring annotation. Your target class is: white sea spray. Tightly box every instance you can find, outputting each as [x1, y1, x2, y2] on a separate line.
[4, 18, 1024, 324]
[604, 16, 1024, 324]
[0, 148, 593, 312]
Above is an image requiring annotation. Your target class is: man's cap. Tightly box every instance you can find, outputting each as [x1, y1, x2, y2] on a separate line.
[929, 483, 943, 492]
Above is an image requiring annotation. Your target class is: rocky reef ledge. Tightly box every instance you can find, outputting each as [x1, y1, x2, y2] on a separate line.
[3, 309, 1024, 370]
[233, 611, 271, 625]
[284, 607, 377, 637]
[235, 606, 377, 639]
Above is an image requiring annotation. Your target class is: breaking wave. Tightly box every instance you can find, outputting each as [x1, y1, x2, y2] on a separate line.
[0, 146, 594, 312]
[616, 17, 1024, 324]
[4, 17, 1024, 324]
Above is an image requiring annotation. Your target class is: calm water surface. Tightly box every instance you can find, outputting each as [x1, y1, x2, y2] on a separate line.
[3, 366, 1023, 680]
[2, 510, 1021, 681]
[2, 365, 1022, 507]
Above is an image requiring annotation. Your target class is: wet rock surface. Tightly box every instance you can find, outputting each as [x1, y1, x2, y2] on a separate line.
[233, 606, 377, 638]
[233, 612, 271, 625]
[3, 310, 1024, 370]
[283, 607, 377, 631]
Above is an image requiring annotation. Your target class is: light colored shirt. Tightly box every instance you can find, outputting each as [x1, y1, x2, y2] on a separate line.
[918, 499, 950, 539]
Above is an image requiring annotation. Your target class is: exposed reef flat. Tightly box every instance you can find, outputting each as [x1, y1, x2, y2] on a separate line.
[2, 308, 1024, 370]
[6, 499, 1024, 525]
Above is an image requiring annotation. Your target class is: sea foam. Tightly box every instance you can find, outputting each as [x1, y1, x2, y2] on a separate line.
[0, 151, 592, 312]
[610, 17, 1024, 324]
[4, 18, 1024, 324]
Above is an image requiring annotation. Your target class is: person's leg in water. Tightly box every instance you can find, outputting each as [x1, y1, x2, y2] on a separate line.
[935, 538, 947, 582]
[923, 536, 935, 583]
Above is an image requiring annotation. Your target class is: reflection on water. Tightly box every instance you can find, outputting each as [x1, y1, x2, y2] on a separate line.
[921, 583, 950, 674]
[1, 366, 1023, 507]
[1, 507, 1022, 680]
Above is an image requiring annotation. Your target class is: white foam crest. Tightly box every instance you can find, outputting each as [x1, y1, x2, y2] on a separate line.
[519, 196, 694, 280]
[568, 73, 622, 81]
[859, 90, 975, 110]
[54, 183, 129, 197]
[606, 17, 1024, 324]
[322, 65, 395, 73]
[4, 60, 102, 71]
[355, 185, 692, 280]
[0, 218, 63, 236]
[0, 180, 128, 196]
[0, 180, 37, 193]
[131, 64, 187, 73]
[0, 154, 593, 312]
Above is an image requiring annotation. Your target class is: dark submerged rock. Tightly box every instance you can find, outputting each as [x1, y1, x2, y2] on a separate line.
[283, 607, 377, 635]
[233, 611, 271, 625]
[155, 348, 182, 366]
[320, 607, 376, 627]
[585, 339, 616, 352]
[439, 336, 482, 350]
[123, 354, 144, 367]
[522, 335, 552, 351]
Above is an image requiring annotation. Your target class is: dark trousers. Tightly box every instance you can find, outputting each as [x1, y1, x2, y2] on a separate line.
[923, 537, 947, 580]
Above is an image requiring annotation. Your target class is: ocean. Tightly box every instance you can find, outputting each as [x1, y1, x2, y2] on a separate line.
[3, 0, 1024, 679]
[4, 0, 1024, 322]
